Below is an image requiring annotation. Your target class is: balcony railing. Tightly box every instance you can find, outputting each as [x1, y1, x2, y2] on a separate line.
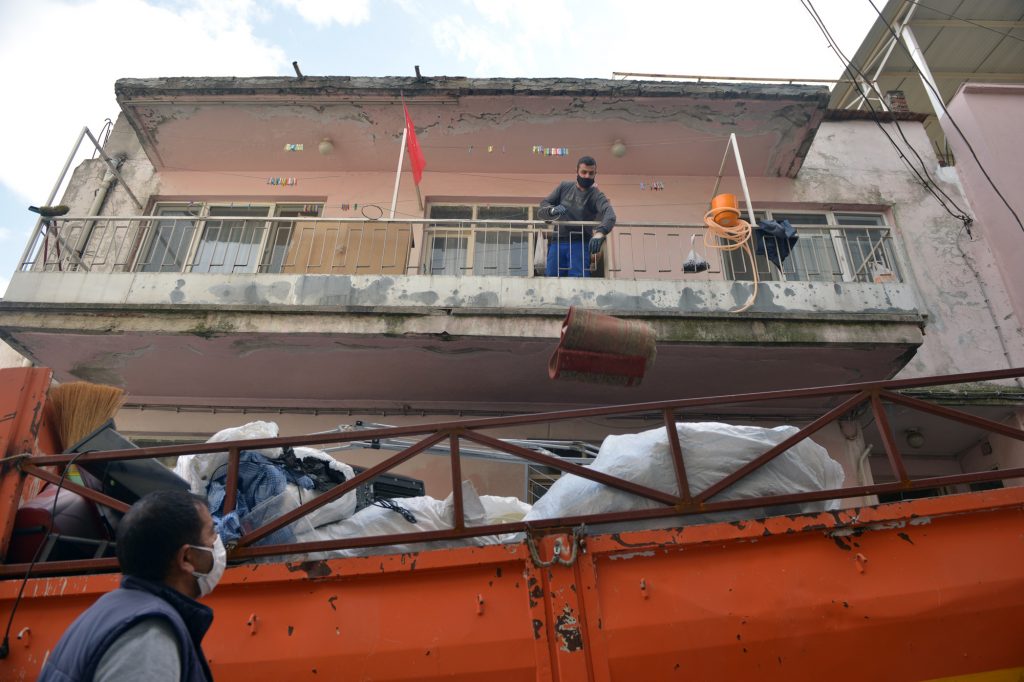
[18, 215, 903, 284]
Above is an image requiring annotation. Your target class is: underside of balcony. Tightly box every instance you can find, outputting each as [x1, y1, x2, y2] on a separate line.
[0, 271, 923, 412]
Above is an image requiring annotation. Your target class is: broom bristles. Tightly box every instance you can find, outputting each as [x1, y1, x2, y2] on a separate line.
[49, 381, 126, 452]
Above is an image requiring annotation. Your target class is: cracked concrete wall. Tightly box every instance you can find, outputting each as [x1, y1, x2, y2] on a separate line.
[790, 120, 1023, 379]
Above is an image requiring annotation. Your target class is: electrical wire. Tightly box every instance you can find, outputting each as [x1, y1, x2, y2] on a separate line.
[0, 451, 94, 659]
[800, 0, 975, 231]
[898, 0, 1024, 44]
[866, 0, 1024, 234]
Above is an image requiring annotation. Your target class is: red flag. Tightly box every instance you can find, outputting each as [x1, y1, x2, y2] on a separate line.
[403, 100, 426, 185]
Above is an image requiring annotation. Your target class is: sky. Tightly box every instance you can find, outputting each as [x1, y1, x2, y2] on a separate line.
[0, 0, 881, 297]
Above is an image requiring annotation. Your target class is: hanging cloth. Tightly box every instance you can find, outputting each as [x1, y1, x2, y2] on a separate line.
[754, 219, 799, 269]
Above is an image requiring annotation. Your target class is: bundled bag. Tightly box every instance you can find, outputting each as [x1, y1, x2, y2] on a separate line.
[534, 232, 548, 275]
[682, 233, 710, 273]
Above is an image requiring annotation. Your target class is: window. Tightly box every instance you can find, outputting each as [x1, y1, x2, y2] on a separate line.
[139, 205, 199, 272]
[722, 210, 901, 284]
[425, 203, 537, 277]
[137, 202, 323, 274]
[192, 206, 269, 274]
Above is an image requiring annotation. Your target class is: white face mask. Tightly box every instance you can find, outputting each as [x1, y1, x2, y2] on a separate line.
[189, 535, 226, 598]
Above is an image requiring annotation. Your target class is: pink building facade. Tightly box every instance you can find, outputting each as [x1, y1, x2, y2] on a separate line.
[0, 76, 1020, 500]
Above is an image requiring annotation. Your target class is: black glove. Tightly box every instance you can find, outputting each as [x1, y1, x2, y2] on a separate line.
[549, 204, 568, 217]
[589, 234, 605, 254]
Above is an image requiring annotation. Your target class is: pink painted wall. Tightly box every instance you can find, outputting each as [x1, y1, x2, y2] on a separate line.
[944, 84, 1024, 326]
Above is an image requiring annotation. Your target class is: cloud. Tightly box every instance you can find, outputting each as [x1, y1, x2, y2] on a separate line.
[428, 0, 876, 80]
[0, 0, 287, 205]
[273, 0, 371, 28]
[0, 274, 8, 299]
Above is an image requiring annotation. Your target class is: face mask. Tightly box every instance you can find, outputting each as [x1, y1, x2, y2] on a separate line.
[577, 175, 595, 189]
[189, 535, 226, 598]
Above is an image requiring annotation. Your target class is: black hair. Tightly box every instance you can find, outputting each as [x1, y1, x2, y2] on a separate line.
[115, 490, 208, 581]
[577, 155, 597, 169]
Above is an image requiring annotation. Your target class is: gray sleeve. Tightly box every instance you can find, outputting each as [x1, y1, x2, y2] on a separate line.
[592, 189, 617, 234]
[95, 617, 182, 682]
[538, 183, 566, 219]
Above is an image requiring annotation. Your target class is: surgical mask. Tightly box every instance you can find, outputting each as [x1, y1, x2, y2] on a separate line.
[577, 175, 595, 189]
[189, 535, 226, 598]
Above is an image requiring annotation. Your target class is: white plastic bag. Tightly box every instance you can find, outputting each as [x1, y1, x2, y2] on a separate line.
[175, 421, 281, 494]
[524, 422, 844, 528]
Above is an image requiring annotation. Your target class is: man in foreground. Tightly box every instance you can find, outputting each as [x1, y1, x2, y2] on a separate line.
[539, 155, 617, 277]
[40, 490, 224, 681]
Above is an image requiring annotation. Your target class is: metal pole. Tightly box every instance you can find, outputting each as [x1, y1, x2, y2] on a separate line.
[902, 25, 946, 119]
[17, 127, 89, 270]
[730, 133, 756, 226]
[390, 127, 408, 219]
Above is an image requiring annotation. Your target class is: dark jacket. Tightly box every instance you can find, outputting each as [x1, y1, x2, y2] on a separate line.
[39, 575, 214, 682]
[539, 181, 617, 240]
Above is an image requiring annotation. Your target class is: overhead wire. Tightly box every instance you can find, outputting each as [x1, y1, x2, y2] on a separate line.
[799, 0, 975, 231]
[866, 0, 1024, 234]
[898, 0, 1024, 44]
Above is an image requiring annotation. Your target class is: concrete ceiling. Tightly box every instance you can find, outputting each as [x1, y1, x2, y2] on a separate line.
[11, 329, 916, 414]
[116, 77, 829, 179]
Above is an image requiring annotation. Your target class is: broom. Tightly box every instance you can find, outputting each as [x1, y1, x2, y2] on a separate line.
[48, 381, 125, 452]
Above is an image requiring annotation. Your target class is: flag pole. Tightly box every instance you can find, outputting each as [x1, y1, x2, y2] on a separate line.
[389, 125, 408, 219]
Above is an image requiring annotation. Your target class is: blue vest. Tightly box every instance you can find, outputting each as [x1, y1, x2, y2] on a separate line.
[39, 575, 214, 682]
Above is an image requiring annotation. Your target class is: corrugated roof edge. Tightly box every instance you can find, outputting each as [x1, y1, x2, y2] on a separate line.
[114, 76, 830, 103]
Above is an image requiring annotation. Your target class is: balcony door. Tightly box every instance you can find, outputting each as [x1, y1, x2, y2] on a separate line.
[425, 203, 534, 277]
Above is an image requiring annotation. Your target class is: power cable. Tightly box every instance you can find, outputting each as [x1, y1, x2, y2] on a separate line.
[800, 0, 974, 231]
[899, 0, 1024, 44]
[866, 0, 1024, 234]
[0, 450, 95, 659]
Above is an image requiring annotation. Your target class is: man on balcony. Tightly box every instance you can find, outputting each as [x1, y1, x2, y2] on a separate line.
[539, 156, 617, 277]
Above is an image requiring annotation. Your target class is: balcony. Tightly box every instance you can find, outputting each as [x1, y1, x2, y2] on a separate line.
[1, 214, 924, 411]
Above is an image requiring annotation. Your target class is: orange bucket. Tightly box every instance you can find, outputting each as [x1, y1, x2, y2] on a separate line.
[709, 193, 740, 227]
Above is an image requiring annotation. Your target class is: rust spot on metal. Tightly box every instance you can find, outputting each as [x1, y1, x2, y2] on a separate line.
[555, 604, 583, 653]
[609, 533, 653, 548]
[897, 531, 914, 544]
[286, 560, 331, 578]
[842, 601, 849, 608]
[327, 595, 338, 611]
[532, 619, 543, 640]
[832, 536, 852, 551]
[496, 567, 502, 578]
[528, 576, 543, 607]
[288, 625, 294, 636]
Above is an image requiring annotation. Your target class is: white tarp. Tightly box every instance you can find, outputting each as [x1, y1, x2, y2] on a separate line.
[524, 422, 845, 527]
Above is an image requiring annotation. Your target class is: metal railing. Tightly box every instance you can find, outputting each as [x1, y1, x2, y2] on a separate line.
[2, 366, 1021, 577]
[18, 215, 902, 284]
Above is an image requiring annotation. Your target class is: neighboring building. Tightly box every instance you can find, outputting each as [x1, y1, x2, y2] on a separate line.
[0, 70, 1020, 502]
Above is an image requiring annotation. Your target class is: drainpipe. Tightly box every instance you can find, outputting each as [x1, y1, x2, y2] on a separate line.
[75, 154, 126, 260]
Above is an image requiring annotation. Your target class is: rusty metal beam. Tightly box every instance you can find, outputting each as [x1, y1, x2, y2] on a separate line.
[695, 391, 870, 503]
[462, 431, 678, 506]
[664, 408, 692, 504]
[881, 390, 1024, 441]
[20, 464, 130, 513]
[21, 367, 1024, 469]
[871, 391, 911, 484]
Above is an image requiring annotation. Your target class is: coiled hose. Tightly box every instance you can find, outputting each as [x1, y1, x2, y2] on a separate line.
[703, 206, 757, 313]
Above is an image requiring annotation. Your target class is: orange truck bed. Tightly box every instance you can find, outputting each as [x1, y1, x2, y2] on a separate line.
[2, 487, 1024, 681]
[2, 366, 1024, 680]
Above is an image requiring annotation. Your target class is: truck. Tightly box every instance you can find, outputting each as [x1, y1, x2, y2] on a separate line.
[1, 365, 1023, 681]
